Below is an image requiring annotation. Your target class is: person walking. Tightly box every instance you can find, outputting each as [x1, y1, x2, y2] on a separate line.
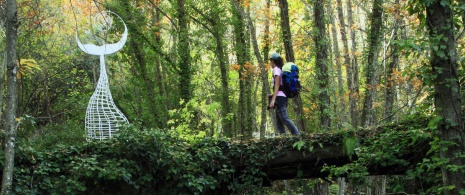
[268, 52, 300, 136]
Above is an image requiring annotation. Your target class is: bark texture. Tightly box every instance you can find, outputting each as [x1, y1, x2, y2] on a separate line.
[314, 0, 330, 128]
[426, 1, 465, 194]
[260, 0, 272, 139]
[347, 0, 360, 127]
[384, 0, 401, 122]
[331, 3, 346, 125]
[232, 0, 253, 138]
[233, 0, 264, 139]
[362, 0, 383, 128]
[177, 0, 192, 102]
[1, 0, 19, 194]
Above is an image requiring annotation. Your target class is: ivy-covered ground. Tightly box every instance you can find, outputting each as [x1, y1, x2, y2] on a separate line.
[0, 115, 451, 194]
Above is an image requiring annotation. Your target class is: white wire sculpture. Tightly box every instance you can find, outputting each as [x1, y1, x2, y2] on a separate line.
[76, 11, 129, 140]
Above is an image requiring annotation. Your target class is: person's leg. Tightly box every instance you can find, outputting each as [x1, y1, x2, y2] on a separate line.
[275, 107, 286, 134]
[274, 97, 286, 134]
[276, 97, 300, 136]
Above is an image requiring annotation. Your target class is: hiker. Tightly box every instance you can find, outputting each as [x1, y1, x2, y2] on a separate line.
[268, 52, 300, 136]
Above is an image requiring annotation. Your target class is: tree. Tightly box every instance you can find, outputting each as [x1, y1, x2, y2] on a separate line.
[347, 0, 360, 128]
[1, 0, 19, 194]
[231, 0, 254, 139]
[330, 1, 346, 127]
[231, 0, 268, 139]
[314, 0, 330, 128]
[361, 0, 383, 128]
[260, 0, 272, 139]
[278, 0, 295, 62]
[425, 0, 465, 194]
[190, 0, 233, 137]
[277, 0, 306, 132]
[383, 0, 401, 122]
[176, 0, 192, 102]
[0, 52, 5, 122]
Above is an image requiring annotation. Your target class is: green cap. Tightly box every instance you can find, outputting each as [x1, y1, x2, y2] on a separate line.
[269, 52, 281, 60]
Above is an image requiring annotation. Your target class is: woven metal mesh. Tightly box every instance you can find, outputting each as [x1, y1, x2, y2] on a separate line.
[77, 11, 129, 140]
[85, 56, 129, 140]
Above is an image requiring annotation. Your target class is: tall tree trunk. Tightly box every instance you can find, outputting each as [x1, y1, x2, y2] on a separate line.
[337, 177, 346, 195]
[278, 0, 295, 62]
[232, 0, 253, 139]
[214, 25, 233, 138]
[425, 1, 465, 194]
[335, 0, 350, 125]
[0, 51, 6, 123]
[384, 0, 401, 122]
[278, 0, 306, 132]
[311, 0, 331, 192]
[232, 0, 266, 139]
[154, 5, 169, 128]
[203, 1, 233, 138]
[347, 0, 360, 128]
[260, 0, 272, 139]
[314, 0, 330, 128]
[176, 0, 192, 102]
[1, 0, 19, 194]
[361, 0, 383, 128]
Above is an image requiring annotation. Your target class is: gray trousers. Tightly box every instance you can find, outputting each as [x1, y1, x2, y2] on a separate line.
[275, 96, 300, 135]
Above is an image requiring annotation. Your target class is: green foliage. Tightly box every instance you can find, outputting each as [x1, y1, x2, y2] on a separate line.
[17, 117, 86, 151]
[324, 114, 436, 190]
[2, 125, 289, 194]
[2, 114, 461, 194]
[167, 98, 222, 141]
[342, 136, 357, 159]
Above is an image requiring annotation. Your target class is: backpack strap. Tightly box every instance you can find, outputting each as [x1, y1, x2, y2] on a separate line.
[271, 75, 284, 92]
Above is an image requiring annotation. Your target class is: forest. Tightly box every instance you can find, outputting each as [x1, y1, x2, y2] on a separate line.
[0, 0, 464, 194]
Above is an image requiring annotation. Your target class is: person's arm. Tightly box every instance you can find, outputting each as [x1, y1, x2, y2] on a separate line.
[269, 75, 280, 109]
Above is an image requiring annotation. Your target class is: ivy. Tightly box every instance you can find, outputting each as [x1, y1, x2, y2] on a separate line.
[2, 114, 459, 194]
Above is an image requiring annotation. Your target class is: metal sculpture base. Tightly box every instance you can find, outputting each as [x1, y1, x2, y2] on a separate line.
[85, 56, 129, 140]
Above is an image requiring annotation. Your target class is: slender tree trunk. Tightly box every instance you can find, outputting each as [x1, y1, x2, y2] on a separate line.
[176, 0, 192, 102]
[337, 177, 346, 195]
[232, 0, 266, 139]
[260, 0, 272, 139]
[361, 0, 383, 128]
[314, 0, 330, 128]
[347, 0, 360, 128]
[214, 26, 233, 138]
[203, 2, 232, 138]
[384, 0, 401, 122]
[153, 3, 169, 128]
[335, 0, 350, 125]
[425, 1, 465, 194]
[311, 0, 331, 192]
[0, 51, 6, 123]
[232, 0, 253, 139]
[278, 0, 294, 62]
[2, 0, 19, 194]
[278, 0, 306, 132]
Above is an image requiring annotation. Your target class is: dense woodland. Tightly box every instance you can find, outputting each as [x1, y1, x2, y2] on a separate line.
[0, 0, 464, 194]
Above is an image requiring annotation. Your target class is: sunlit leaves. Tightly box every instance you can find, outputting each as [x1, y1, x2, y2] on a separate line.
[230, 61, 259, 79]
[17, 59, 41, 79]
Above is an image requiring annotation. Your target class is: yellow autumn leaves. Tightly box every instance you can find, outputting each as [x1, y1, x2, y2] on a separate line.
[17, 58, 41, 79]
